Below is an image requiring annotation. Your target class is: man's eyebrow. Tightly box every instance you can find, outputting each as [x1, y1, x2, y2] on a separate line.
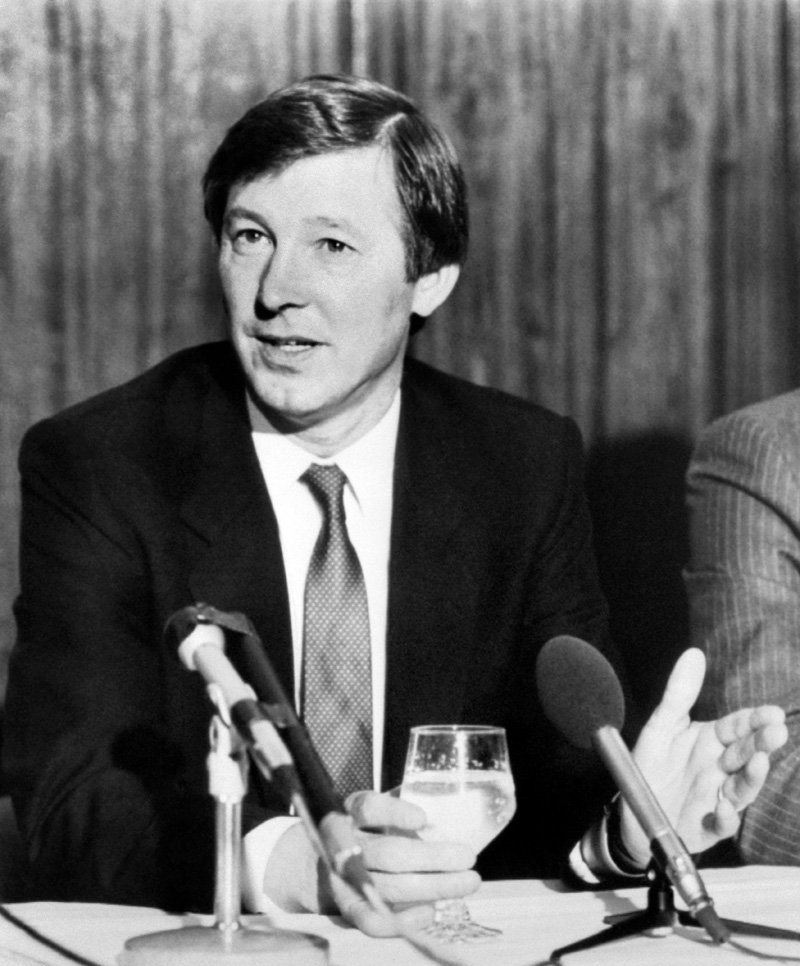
[303, 215, 366, 237]
[224, 206, 267, 227]
[224, 209, 366, 236]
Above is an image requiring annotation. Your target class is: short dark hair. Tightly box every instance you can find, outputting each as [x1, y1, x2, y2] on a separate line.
[202, 74, 468, 283]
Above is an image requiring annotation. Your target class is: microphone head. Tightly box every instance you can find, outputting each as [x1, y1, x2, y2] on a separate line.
[536, 635, 625, 749]
[176, 621, 226, 673]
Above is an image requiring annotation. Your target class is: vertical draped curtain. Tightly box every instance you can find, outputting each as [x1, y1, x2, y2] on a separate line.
[1, 0, 799, 700]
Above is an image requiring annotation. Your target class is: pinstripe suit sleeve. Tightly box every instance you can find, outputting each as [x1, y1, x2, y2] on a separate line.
[686, 398, 800, 864]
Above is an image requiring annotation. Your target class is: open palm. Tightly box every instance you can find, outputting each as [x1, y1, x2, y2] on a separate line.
[623, 648, 786, 865]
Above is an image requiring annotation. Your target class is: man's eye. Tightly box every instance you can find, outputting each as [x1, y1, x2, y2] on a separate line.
[320, 238, 351, 254]
[237, 229, 265, 244]
[230, 229, 269, 254]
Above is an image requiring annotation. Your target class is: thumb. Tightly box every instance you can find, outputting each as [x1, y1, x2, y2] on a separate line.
[649, 648, 706, 730]
[329, 871, 434, 939]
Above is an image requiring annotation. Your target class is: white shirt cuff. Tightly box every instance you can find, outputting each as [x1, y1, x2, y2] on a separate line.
[570, 803, 647, 885]
[241, 815, 302, 913]
[568, 835, 602, 885]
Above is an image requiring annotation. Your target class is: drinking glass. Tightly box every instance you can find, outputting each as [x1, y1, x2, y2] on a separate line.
[400, 724, 516, 943]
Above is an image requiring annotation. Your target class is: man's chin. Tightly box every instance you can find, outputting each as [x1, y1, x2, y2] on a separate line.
[245, 382, 329, 433]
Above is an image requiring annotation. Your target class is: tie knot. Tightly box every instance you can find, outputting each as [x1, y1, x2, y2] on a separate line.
[303, 463, 347, 514]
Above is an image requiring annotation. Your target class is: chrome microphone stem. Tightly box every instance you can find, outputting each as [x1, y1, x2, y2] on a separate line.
[205, 686, 250, 933]
[594, 726, 714, 917]
[214, 797, 242, 932]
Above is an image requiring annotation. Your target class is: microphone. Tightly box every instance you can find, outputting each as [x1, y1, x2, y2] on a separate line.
[176, 618, 303, 808]
[169, 606, 472, 964]
[223, 615, 372, 894]
[536, 635, 729, 945]
[167, 605, 374, 899]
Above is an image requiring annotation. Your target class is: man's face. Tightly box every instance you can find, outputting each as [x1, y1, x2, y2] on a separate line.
[219, 145, 425, 446]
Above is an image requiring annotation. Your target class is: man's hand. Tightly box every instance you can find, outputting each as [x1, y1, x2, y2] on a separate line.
[263, 790, 480, 937]
[621, 647, 787, 867]
[332, 792, 480, 936]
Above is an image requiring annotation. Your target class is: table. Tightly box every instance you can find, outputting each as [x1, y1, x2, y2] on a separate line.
[1, 867, 799, 966]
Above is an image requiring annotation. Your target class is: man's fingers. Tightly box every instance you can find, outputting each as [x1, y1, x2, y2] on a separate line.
[361, 834, 476, 873]
[341, 897, 439, 938]
[328, 865, 480, 937]
[348, 790, 427, 831]
[722, 751, 770, 810]
[648, 648, 706, 729]
[708, 796, 741, 841]
[760, 719, 789, 754]
[369, 869, 481, 905]
[715, 706, 786, 745]
[719, 726, 785, 775]
[341, 902, 402, 939]
[327, 873, 427, 938]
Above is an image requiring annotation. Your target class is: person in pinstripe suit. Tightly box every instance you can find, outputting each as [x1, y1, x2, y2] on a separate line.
[687, 389, 800, 865]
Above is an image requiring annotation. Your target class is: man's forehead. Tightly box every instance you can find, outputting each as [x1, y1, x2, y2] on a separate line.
[247, 144, 392, 185]
[225, 145, 404, 224]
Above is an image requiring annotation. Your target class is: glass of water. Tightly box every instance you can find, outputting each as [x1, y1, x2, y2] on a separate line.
[400, 725, 516, 943]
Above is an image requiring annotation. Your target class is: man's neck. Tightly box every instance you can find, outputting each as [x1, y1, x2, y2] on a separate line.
[246, 381, 402, 459]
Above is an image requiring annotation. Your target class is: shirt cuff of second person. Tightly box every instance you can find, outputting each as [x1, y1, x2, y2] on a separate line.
[568, 797, 648, 885]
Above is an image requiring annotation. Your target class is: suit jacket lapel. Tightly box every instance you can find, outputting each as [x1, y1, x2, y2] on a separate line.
[383, 369, 477, 788]
[178, 361, 295, 700]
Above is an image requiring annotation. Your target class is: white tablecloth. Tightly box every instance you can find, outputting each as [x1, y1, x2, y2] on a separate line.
[2, 867, 800, 966]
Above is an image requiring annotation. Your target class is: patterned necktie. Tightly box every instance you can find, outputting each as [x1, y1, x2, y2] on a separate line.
[301, 463, 373, 800]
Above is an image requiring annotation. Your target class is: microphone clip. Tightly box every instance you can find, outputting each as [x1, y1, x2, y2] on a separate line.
[165, 602, 260, 648]
[205, 683, 250, 803]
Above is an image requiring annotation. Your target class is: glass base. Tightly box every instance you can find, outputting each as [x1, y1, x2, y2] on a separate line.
[423, 899, 503, 944]
[118, 924, 330, 965]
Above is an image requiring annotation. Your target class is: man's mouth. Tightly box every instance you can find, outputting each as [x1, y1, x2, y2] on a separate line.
[257, 335, 320, 352]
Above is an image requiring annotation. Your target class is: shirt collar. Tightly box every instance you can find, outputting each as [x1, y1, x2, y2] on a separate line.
[247, 393, 401, 513]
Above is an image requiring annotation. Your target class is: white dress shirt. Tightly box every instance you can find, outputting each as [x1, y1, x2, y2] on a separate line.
[241, 391, 400, 911]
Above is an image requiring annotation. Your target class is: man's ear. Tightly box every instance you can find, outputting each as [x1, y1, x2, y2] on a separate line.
[410, 263, 461, 318]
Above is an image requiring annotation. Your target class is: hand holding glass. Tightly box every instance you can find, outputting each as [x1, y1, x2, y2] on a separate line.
[400, 725, 516, 942]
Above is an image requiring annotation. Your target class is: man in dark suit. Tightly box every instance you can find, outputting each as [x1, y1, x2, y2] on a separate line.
[3, 75, 786, 935]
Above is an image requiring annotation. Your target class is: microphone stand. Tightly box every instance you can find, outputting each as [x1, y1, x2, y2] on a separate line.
[550, 864, 800, 962]
[119, 685, 330, 965]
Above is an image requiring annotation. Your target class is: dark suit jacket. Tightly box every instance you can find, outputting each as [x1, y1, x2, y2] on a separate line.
[4, 341, 614, 912]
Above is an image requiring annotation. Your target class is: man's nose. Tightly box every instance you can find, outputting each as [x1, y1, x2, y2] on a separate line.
[256, 245, 305, 314]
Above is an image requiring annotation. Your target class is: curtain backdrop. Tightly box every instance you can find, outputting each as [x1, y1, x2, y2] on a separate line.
[2, 0, 799, 707]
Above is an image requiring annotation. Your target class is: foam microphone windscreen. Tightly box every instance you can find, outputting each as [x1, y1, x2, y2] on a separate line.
[536, 635, 625, 749]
